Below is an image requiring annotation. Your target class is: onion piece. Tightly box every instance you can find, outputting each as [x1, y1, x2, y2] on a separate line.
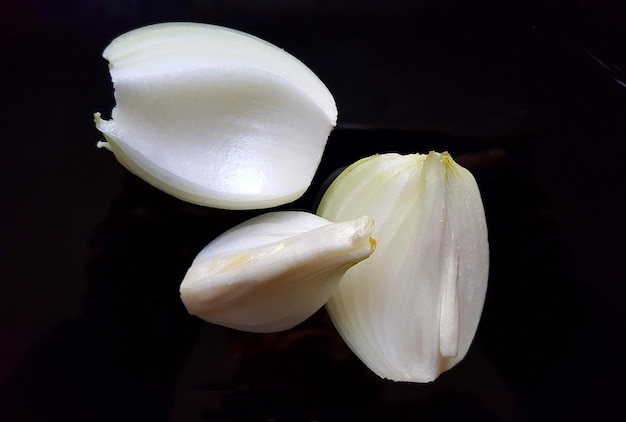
[95, 22, 337, 210]
[317, 152, 489, 382]
[180, 211, 376, 332]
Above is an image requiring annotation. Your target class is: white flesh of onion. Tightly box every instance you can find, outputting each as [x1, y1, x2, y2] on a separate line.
[317, 152, 489, 382]
[180, 211, 376, 333]
[95, 22, 337, 210]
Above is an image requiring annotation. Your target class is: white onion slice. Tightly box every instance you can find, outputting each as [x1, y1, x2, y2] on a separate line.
[95, 22, 337, 210]
[317, 152, 489, 382]
[180, 211, 376, 332]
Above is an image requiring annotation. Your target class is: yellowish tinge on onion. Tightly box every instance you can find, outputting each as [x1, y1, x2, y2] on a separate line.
[180, 211, 376, 333]
[95, 22, 337, 210]
[317, 152, 489, 382]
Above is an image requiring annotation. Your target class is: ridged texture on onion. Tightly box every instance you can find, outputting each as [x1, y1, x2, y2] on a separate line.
[317, 152, 489, 382]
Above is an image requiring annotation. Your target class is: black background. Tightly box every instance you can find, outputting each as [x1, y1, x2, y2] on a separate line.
[1, 1, 625, 420]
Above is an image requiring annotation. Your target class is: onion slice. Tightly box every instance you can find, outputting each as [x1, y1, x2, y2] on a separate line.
[180, 211, 376, 332]
[95, 22, 337, 210]
[317, 152, 489, 382]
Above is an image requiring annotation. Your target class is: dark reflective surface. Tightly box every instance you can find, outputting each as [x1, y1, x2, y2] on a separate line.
[2, 1, 625, 421]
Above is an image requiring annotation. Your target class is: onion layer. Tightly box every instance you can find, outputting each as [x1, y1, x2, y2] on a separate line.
[95, 23, 337, 210]
[180, 211, 375, 332]
[317, 152, 489, 382]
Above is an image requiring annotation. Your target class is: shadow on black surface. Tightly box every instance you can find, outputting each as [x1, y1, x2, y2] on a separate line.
[3, 128, 623, 421]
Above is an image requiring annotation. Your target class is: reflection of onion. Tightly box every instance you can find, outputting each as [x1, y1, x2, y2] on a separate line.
[271, 322, 354, 363]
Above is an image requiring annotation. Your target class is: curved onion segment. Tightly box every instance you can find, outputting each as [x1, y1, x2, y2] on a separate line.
[180, 211, 376, 332]
[95, 23, 338, 210]
[317, 152, 489, 382]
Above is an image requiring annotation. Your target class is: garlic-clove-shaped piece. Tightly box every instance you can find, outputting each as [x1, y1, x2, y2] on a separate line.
[180, 211, 376, 332]
[317, 152, 489, 382]
[95, 22, 337, 210]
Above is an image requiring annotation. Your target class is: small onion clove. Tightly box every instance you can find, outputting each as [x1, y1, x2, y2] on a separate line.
[180, 211, 376, 332]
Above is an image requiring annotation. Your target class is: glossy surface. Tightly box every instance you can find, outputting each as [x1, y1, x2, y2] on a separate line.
[96, 23, 337, 209]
